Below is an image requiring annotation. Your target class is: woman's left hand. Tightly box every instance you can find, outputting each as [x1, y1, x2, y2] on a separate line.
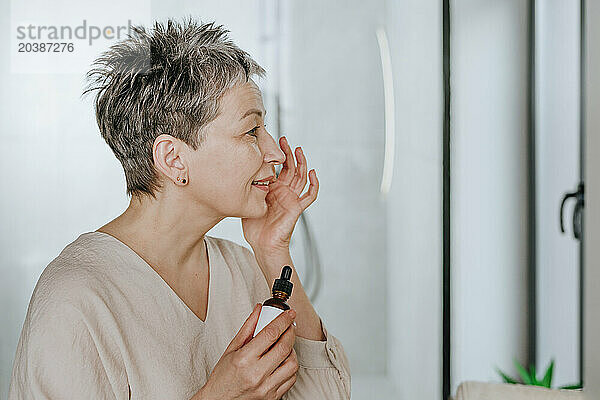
[242, 136, 319, 255]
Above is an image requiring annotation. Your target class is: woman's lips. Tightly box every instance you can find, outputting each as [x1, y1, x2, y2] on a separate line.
[251, 183, 270, 192]
[251, 175, 274, 193]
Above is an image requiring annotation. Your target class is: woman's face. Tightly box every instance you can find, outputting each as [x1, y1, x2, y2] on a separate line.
[188, 79, 285, 218]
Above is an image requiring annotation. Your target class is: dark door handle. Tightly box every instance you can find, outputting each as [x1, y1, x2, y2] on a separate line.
[560, 182, 584, 240]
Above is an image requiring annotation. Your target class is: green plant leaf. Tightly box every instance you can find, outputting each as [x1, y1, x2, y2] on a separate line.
[514, 359, 533, 385]
[496, 367, 518, 384]
[559, 382, 583, 390]
[541, 359, 554, 388]
[529, 364, 540, 386]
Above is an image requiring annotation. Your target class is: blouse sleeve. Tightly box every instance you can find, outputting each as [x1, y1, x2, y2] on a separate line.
[283, 316, 351, 400]
[8, 288, 128, 400]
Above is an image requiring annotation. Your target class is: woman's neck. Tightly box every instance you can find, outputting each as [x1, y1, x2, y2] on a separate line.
[96, 194, 222, 277]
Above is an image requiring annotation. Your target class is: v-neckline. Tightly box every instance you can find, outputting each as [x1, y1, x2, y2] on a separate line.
[86, 230, 214, 325]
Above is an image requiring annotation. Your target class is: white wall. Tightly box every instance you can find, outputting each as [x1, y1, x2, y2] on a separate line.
[584, 0, 600, 396]
[450, 0, 530, 394]
[280, 0, 388, 378]
[385, 1, 443, 399]
[536, 0, 582, 387]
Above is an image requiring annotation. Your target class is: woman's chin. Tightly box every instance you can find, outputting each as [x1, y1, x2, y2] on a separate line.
[241, 200, 268, 219]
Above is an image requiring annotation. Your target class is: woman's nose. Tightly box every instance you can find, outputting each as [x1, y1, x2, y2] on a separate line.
[262, 132, 286, 166]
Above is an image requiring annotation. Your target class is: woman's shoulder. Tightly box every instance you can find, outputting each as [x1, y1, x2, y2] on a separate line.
[32, 232, 130, 310]
[206, 234, 255, 263]
[206, 235, 267, 284]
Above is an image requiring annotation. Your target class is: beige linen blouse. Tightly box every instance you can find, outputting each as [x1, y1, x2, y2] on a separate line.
[8, 231, 351, 399]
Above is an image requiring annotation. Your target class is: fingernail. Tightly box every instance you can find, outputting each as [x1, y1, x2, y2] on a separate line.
[288, 309, 296, 318]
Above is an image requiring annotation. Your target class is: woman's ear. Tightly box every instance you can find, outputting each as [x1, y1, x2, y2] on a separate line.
[153, 134, 187, 182]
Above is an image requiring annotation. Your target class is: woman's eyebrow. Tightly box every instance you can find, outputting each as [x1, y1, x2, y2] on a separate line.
[239, 108, 266, 120]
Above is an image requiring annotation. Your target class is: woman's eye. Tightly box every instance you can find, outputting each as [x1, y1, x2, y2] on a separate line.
[246, 126, 259, 137]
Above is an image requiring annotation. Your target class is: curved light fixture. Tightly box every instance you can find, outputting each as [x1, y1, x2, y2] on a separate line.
[376, 27, 396, 196]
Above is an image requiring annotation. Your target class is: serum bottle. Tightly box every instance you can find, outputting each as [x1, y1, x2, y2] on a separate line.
[253, 265, 295, 337]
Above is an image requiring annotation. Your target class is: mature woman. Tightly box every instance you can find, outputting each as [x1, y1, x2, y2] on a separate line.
[8, 19, 350, 400]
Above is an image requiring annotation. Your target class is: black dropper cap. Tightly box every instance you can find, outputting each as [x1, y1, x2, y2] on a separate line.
[272, 265, 293, 297]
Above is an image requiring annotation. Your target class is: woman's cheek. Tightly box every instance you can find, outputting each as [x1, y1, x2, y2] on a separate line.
[243, 142, 263, 168]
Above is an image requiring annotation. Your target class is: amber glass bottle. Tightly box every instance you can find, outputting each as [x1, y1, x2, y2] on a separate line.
[252, 266, 294, 338]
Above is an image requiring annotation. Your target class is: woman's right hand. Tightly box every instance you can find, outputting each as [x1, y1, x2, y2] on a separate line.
[197, 303, 299, 400]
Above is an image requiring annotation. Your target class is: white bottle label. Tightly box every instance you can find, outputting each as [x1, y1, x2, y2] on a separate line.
[253, 305, 284, 338]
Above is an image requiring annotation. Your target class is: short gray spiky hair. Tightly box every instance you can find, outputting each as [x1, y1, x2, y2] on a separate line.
[83, 18, 265, 199]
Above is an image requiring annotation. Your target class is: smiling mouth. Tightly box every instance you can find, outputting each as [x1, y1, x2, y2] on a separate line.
[251, 181, 270, 192]
[251, 175, 275, 192]
[251, 175, 276, 186]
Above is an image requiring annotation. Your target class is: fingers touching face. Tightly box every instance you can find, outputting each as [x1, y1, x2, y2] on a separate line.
[276, 136, 319, 211]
